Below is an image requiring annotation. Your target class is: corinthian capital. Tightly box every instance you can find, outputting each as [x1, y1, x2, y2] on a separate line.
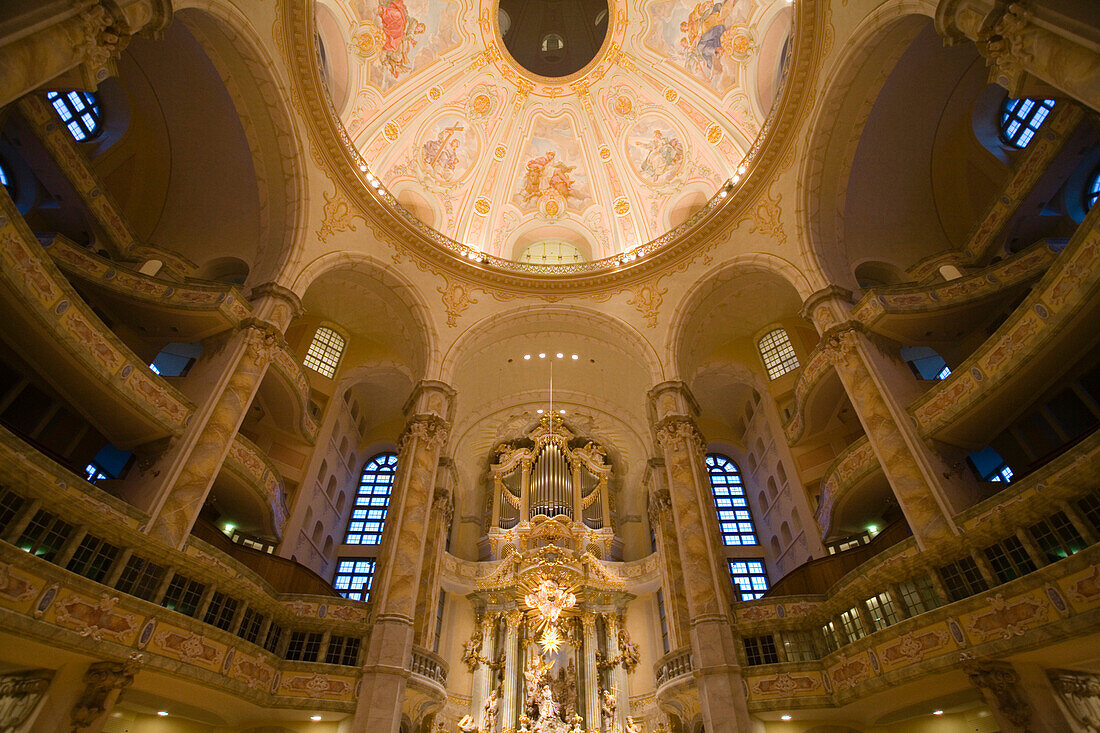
[400, 414, 450, 452]
[647, 488, 672, 524]
[240, 320, 284, 366]
[654, 416, 705, 455]
[820, 323, 862, 368]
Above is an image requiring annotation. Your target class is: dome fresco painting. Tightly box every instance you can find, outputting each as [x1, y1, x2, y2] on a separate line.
[320, 0, 793, 261]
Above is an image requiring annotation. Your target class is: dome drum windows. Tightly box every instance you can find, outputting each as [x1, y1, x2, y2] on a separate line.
[303, 326, 346, 379]
[46, 91, 101, 142]
[758, 328, 800, 380]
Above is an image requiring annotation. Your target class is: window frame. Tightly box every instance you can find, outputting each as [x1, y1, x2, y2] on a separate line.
[998, 96, 1055, 149]
[344, 452, 398, 545]
[303, 325, 347, 379]
[757, 327, 801, 380]
[727, 559, 770, 601]
[706, 454, 758, 546]
[46, 90, 102, 142]
[333, 557, 377, 601]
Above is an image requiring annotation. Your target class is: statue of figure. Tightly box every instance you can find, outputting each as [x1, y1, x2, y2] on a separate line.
[483, 688, 499, 731]
[625, 717, 643, 733]
[601, 688, 617, 732]
[457, 714, 478, 732]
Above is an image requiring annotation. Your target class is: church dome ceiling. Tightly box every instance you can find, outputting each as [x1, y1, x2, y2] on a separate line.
[314, 0, 795, 268]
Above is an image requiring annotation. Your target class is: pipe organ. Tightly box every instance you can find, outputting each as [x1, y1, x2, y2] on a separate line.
[487, 415, 615, 559]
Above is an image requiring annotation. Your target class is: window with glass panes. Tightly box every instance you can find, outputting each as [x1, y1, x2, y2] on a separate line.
[162, 574, 207, 617]
[820, 621, 839, 653]
[781, 630, 817, 662]
[864, 591, 899, 631]
[897, 575, 939, 615]
[17, 510, 73, 561]
[1078, 493, 1100, 535]
[839, 606, 867, 642]
[46, 90, 101, 141]
[728, 559, 769, 600]
[66, 535, 119, 583]
[203, 592, 239, 631]
[334, 558, 376, 601]
[0, 160, 12, 196]
[433, 593, 446, 653]
[984, 537, 1037, 583]
[285, 631, 323, 661]
[263, 623, 284, 654]
[238, 607, 266, 645]
[706, 454, 757, 545]
[1086, 167, 1100, 212]
[115, 556, 165, 601]
[327, 635, 362, 666]
[999, 97, 1055, 148]
[657, 590, 670, 654]
[1029, 512, 1086, 562]
[345, 453, 398, 545]
[303, 326, 346, 378]
[938, 558, 988, 602]
[758, 328, 800, 380]
[0, 488, 25, 535]
[743, 635, 779, 666]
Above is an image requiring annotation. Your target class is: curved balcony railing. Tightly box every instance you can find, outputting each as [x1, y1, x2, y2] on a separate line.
[222, 435, 290, 540]
[654, 647, 693, 688]
[782, 343, 835, 445]
[814, 436, 879, 539]
[410, 646, 449, 687]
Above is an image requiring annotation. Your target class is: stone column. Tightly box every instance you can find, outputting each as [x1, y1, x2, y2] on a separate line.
[468, 614, 499, 728]
[606, 613, 631, 731]
[143, 322, 284, 548]
[581, 611, 600, 732]
[803, 289, 960, 550]
[500, 610, 523, 733]
[26, 656, 141, 733]
[350, 381, 454, 733]
[413, 474, 455, 647]
[0, 1, 172, 109]
[645, 462, 690, 650]
[936, 0, 1100, 112]
[964, 659, 1077, 732]
[649, 381, 752, 733]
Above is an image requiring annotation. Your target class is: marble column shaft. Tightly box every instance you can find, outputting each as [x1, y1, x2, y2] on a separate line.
[607, 615, 629, 731]
[582, 612, 600, 733]
[806, 294, 958, 549]
[413, 484, 453, 647]
[145, 323, 282, 548]
[500, 611, 523, 732]
[646, 470, 690, 649]
[470, 616, 498, 727]
[352, 381, 453, 733]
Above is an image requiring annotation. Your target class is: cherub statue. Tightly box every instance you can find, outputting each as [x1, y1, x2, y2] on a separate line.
[457, 714, 478, 732]
[600, 688, 617, 731]
[625, 717, 643, 733]
[483, 688, 499, 731]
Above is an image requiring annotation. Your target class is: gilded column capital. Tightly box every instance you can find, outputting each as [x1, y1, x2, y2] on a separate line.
[820, 322, 864, 368]
[239, 319, 286, 367]
[71, 654, 143, 729]
[504, 609, 525, 628]
[581, 610, 598, 630]
[647, 488, 671, 525]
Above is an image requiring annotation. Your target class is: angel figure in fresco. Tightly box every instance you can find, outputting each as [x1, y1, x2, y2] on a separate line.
[522, 151, 557, 203]
[421, 124, 464, 180]
[636, 129, 684, 184]
[548, 162, 578, 199]
[378, 0, 425, 79]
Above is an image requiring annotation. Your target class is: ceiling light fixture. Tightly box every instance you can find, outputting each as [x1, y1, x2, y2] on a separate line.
[310, 714, 323, 721]
[157, 711, 169, 717]
[524, 354, 531, 360]
[537, 409, 544, 414]
[932, 710, 943, 716]
[538, 353, 546, 359]
[780, 714, 791, 721]
[571, 354, 578, 360]
[558, 409, 565, 414]
[556, 352, 564, 359]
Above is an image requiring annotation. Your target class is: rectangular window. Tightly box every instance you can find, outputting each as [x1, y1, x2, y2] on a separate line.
[238, 607, 265, 645]
[115, 556, 165, 601]
[781, 630, 817, 662]
[657, 590, 670, 654]
[864, 592, 899, 631]
[303, 327, 345, 379]
[1029, 512, 1086, 563]
[263, 623, 284, 655]
[743, 635, 779, 666]
[938, 558, 988, 602]
[333, 558, 376, 601]
[0, 488, 25, 535]
[162, 574, 207, 617]
[759, 329, 801, 380]
[897, 575, 940, 616]
[984, 537, 1037, 583]
[1077, 493, 1100, 535]
[820, 622, 839, 653]
[839, 607, 867, 643]
[66, 534, 119, 583]
[285, 631, 323, 662]
[727, 559, 769, 600]
[17, 509, 73, 562]
[203, 591, 239, 631]
[326, 635, 362, 666]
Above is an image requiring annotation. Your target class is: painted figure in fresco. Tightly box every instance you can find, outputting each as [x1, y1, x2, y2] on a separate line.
[421, 123, 464, 180]
[636, 128, 684, 184]
[522, 151, 580, 205]
[378, 0, 425, 78]
[680, 0, 732, 75]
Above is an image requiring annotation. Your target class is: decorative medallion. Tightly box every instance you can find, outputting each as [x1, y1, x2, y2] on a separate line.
[664, 88, 679, 103]
[383, 121, 400, 141]
[474, 197, 491, 216]
[613, 197, 630, 216]
[706, 123, 723, 144]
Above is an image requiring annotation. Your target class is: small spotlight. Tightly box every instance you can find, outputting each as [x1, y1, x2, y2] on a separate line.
[932, 710, 943, 716]
[558, 410, 565, 414]
[538, 353, 546, 359]
[738, 164, 746, 175]
[311, 715, 323, 721]
[571, 354, 578, 360]
[157, 711, 169, 717]
[780, 715, 791, 721]
[731, 174, 741, 183]
[718, 190, 727, 198]
[537, 409, 544, 414]
[524, 354, 531, 360]
[359, 164, 368, 172]
[556, 352, 564, 359]
[370, 179, 381, 188]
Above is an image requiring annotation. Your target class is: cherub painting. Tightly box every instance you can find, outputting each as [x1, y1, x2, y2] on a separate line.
[646, 0, 753, 92]
[512, 118, 592, 214]
[364, 0, 459, 91]
[629, 122, 685, 186]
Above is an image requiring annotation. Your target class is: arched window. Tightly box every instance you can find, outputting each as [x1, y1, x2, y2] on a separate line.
[0, 160, 13, 196]
[758, 328, 800, 380]
[706, 454, 758, 545]
[303, 326, 346, 378]
[1085, 166, 1100, 212]
[344, 452, 398, 545]
[999, 97, 1055, 149]
[46, 90, 102, 142]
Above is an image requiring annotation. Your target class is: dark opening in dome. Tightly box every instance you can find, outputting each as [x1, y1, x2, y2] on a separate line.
[498, 0, 609, 77]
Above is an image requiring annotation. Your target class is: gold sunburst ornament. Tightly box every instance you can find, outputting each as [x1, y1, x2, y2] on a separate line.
[539, 626, 564, 654]
[522, 578, 578, 651]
